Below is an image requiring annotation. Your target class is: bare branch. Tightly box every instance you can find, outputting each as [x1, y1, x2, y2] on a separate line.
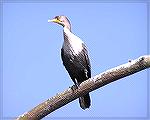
[16, 55, 150, 120]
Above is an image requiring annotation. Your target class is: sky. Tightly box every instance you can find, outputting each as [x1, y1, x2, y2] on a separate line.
[2, 1, 149, 120]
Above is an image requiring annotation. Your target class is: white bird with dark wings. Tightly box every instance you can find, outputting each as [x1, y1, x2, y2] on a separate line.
[48, 15, 91, 110]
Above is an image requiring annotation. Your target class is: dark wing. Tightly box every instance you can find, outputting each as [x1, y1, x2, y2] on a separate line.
[61, 43, 91, 84]
[61, 47, 76, 81]
[81, 43, 91, 78]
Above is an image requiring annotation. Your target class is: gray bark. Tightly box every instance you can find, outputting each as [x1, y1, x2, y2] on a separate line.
[16, 55, 150, 120]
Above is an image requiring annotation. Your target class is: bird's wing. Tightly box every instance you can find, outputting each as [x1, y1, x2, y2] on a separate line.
[81, 43, 91, 78]
[61, 47, 76, 80]
[61, 43, 91, 80]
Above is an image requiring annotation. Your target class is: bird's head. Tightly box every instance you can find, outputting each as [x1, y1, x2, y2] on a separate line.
[48, 15, 71, 30]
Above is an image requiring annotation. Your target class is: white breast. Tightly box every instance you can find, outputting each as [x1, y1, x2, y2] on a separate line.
[64, 27, 84, 54]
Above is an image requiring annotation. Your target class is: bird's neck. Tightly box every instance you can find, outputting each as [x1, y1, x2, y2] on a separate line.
[63, 27, 84, 54]
[63, 27, 72, 36]
[64, 24, 71, 31]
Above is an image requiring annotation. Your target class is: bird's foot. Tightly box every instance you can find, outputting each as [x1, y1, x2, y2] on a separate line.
[70, 84, 78, 92]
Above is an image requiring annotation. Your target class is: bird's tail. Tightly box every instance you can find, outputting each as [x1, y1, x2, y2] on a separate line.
[79, 93, 91, 110]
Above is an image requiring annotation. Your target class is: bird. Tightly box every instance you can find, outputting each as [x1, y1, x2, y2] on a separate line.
[48, 15, 91, 110]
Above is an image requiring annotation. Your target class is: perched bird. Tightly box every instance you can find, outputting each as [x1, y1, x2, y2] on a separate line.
[48, 15, 91, 110]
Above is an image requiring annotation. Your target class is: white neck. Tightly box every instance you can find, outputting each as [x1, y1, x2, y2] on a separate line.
[63, 27, 84, 54]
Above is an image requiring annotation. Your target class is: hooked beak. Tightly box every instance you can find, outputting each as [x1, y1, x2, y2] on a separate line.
[48, 18, 60, 23]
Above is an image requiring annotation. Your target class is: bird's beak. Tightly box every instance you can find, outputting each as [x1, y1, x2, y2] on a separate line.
[48, 18, 60, 23]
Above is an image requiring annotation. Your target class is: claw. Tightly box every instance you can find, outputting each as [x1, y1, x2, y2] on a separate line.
[71, 84, 78, 92]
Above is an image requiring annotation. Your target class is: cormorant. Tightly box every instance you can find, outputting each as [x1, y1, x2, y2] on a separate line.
[48, 15, 91, 110]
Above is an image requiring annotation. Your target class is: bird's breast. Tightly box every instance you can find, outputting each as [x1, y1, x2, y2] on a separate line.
[63, 27, 84, 55]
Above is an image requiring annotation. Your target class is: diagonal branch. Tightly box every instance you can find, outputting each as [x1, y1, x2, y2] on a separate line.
[16, 55, 150, 120]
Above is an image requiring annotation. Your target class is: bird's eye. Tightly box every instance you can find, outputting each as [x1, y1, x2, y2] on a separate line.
[55, 16, 59, 20]
[55, 16, 63, 22]
[59, 19, 63, 22]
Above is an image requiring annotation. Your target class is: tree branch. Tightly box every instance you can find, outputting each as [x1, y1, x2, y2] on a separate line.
[16, 55, 150, 120]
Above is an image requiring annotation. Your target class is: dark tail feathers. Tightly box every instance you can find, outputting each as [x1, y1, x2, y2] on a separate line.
[79, 93, 91, 110]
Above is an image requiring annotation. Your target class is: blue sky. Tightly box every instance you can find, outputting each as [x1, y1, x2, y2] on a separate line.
[2, 2, 149, 119]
